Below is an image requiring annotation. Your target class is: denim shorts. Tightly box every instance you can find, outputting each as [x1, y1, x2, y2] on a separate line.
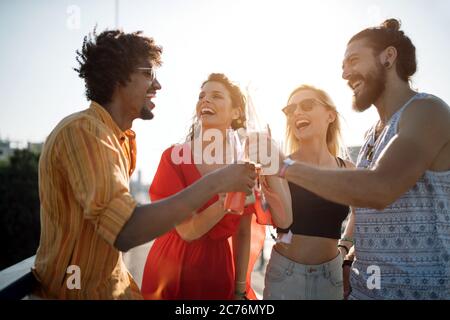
[263, 247, 344, 300]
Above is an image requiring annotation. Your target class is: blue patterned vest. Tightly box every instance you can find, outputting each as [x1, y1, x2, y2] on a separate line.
[349, 93, 450, 300]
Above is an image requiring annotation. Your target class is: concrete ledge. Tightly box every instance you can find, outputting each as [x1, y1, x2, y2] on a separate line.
[0, 256, 35, 291]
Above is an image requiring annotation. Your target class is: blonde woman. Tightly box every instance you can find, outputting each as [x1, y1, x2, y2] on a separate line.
[263, 85, 355, 300]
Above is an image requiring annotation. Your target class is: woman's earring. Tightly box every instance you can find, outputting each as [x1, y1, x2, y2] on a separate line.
[231, 118, 243, 129]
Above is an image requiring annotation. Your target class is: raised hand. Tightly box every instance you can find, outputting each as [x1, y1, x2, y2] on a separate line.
[212, 163, 257, 195]
[246, 132, 285, 175]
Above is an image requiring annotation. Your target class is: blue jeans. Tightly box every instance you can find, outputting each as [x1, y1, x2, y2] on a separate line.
[263, 248, 343, 300]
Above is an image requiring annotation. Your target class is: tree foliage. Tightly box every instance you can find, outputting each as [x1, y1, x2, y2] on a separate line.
[0, 149, 40, 270]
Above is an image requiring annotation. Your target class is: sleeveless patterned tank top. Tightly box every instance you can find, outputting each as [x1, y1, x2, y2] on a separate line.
[349, 93, 450, 300]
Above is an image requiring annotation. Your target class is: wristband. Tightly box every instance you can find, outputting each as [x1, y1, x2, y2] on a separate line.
[234, 290, 247, 297]
[340, 237, 354, 244]
[278, 158, 295, 178]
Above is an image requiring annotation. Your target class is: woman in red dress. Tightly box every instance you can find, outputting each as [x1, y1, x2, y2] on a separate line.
[141, 73, 292, 300]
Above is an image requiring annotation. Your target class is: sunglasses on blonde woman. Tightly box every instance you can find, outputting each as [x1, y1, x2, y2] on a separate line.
[282, 98, 325, 115]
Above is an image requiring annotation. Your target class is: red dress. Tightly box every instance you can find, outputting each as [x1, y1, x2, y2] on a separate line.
[141, 146, 266, 300]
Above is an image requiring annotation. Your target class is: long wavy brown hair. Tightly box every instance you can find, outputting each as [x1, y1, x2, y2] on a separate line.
[186, 73, 247, 141]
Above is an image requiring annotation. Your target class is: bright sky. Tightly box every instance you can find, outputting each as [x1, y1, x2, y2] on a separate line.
[1, 0, 449, 184]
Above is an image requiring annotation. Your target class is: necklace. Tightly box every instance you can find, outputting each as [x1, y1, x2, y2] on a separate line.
[366, 121, 385, 163]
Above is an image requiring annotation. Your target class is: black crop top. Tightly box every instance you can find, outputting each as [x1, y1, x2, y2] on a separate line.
[278, 158, 350, 239]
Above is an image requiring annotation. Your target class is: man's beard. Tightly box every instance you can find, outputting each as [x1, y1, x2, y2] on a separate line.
[352, 63, 386, 112]
[140, 105, 154, 120]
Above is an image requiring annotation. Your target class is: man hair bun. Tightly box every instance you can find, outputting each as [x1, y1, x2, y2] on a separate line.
[349, 17, 416, 82]
[381, 18, 401, 32]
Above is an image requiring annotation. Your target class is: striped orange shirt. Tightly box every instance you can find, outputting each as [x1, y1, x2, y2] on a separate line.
[33, 102, 142, 299]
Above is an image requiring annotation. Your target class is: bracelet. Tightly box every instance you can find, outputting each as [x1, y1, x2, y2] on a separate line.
[234, 290, 247, 296]
[342, 259, 353, 268]
[340, 237, 354, 244]
[278, 158, 295, 178]
[337, 244, 349, 254]
[278, 163, 288, 179]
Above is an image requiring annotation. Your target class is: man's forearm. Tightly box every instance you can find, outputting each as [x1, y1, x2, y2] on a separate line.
[115, 172, 221, 251]
[285, 163, 392, 210]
